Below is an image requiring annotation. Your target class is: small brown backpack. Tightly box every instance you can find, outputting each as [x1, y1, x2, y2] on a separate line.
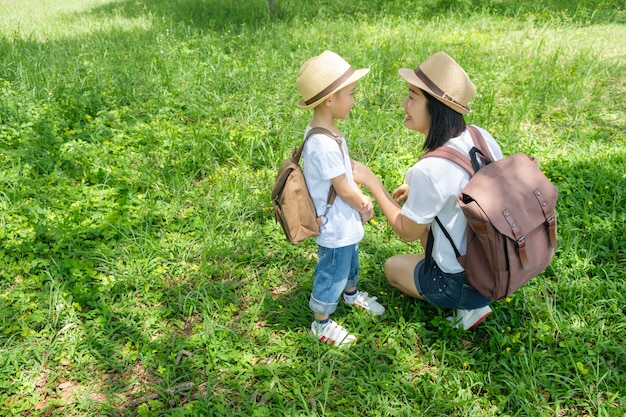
[271, 127, 341, 244]
[423, 126, 558, 300]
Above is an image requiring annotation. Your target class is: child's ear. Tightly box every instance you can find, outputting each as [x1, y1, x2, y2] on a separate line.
[323, 95, 334, 107]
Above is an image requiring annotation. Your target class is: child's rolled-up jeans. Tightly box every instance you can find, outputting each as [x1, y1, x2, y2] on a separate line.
[309, 244, 359, 316]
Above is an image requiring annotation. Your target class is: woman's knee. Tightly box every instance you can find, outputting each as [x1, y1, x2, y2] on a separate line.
[383, 257, 395, 282]
[383, 254, 424, 299]
[384, 256, 406, 287]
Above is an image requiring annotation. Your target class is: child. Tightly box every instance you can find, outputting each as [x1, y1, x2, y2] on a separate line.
[296, 50, 385, 347]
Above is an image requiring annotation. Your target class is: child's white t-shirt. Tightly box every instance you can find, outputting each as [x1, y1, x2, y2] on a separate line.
[302, 127, 364, 248]
[401, 126, 503, 273]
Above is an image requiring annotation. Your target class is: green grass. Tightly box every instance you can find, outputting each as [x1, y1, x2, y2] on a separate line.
[0, 0, 625, 415]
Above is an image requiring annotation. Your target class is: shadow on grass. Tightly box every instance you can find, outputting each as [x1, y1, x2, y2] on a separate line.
[545, 153, 626, 275]
[86, 0, 625, 34]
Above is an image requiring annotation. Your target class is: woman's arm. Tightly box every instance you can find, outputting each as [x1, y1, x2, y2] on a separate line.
[352, 161, 427, 241]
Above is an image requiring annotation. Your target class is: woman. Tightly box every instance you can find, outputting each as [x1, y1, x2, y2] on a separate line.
[353, 52, 503, 330]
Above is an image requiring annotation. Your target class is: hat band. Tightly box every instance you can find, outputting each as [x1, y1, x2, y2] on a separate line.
[414, 68, 469, 112]
[304, 67, 355, 105]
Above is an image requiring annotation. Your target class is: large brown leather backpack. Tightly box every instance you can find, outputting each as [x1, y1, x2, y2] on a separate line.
[423, 126, 558, 300]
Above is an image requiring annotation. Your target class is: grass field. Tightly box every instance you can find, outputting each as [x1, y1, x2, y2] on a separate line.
[1, 0, 625, 415]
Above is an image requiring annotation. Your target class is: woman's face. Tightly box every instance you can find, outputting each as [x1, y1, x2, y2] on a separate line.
[402, 85, 430, 135]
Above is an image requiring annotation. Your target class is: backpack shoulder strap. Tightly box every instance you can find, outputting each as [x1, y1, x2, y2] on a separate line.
[424, 216, 462, 271]
[294, 127, 344, 213]
[421, 126, 496, 175]
[422, 146, 475, 175]
[467, 125, 495, 161]
[292, 127, 341, 163]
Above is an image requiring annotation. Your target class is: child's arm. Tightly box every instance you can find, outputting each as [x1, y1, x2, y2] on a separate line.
[331, 174, 373, 223]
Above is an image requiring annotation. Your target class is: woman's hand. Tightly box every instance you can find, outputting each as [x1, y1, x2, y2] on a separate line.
[392, 184, 410, 205]
[351, 160, 375, 189]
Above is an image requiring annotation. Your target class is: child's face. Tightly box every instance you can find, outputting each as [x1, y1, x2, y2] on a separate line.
[330, 82, 357, 119]
[403, 85, 430, 135]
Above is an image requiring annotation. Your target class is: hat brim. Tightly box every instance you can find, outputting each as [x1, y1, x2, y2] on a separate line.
[298, 68, 370, 110]
[398, 68, 471, 114]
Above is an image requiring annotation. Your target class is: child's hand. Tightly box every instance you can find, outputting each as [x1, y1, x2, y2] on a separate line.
[392, 184, 409, 205]
[359, 196, 374, 224]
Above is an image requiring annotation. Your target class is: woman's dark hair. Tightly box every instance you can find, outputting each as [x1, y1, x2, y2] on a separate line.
[422, 90, 466, 152]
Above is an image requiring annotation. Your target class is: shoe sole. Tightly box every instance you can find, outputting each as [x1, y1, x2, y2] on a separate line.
[319, 335, 356, 347]
[345, 300, 385, 315]
[466, 311, 491, 330]
[352, 304, 385, 315]
[311, 326, 356, 347]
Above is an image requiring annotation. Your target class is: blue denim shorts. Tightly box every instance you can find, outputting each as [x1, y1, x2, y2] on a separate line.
[414, 259, 490, 310]
[309, 244, 360, 316]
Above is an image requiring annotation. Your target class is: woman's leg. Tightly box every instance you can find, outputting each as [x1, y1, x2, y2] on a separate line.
[384, 254, 425, 299]
[383, 227, 429, 299]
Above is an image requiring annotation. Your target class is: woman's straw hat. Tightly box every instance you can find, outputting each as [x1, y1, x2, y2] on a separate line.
[297, 50, 370, 110]
[398, 52, 475, 114]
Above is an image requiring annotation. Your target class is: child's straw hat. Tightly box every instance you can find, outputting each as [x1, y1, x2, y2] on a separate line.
[297, 50, 370, 110]
[398, 52, 475, 114]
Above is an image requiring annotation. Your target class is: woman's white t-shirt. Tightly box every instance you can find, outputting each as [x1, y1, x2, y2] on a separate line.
[303, 127, 364, 248]
[401, 126, 503, 273]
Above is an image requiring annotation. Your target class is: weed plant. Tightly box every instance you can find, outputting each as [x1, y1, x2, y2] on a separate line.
[0, 0, 625, 416]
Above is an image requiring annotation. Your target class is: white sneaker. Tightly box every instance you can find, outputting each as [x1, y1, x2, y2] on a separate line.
[343, 291, 385, 315]
[447, 305, 492, 330]
[311, 320, 357, 347]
